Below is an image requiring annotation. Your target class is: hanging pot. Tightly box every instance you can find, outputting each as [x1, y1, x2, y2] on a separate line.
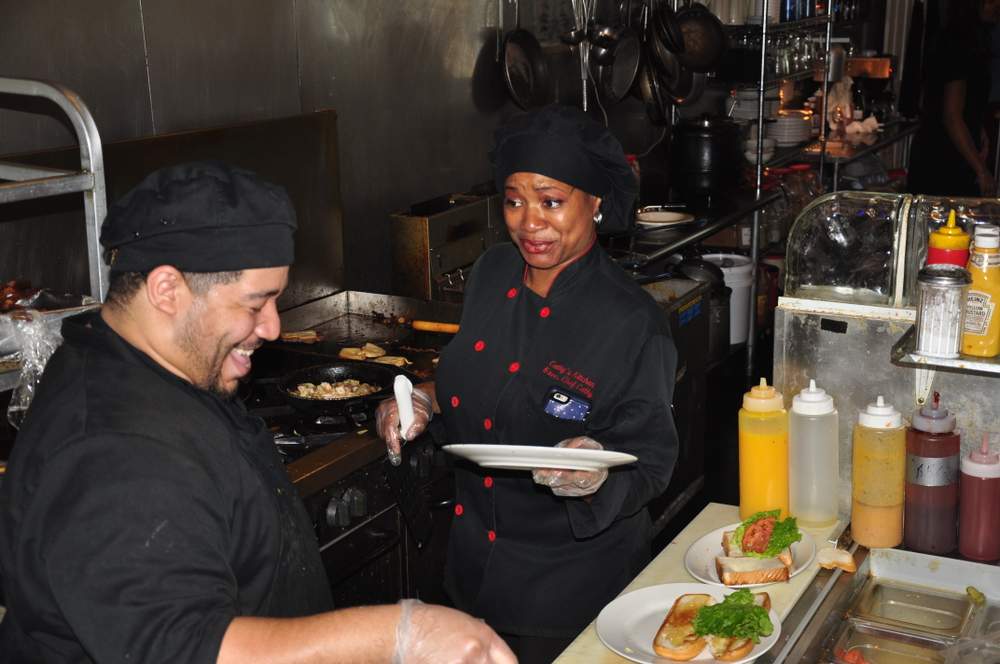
[674, 0, 728, 73]
[502, 0, 553, 109]
[589, 1, 643, 106]
[651, 0, 685, 54]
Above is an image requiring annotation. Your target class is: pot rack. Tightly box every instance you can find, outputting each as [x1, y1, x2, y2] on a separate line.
[0, 77, 108, 303]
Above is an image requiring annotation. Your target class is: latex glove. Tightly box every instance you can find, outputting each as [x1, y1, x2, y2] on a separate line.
[376, 388, 433, 464]
[393, 599, 517, 664]
[531, 436, 609, 497]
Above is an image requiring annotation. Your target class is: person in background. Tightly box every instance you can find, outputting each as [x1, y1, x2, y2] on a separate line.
[0, 162, 515, 664]
[376, 105, 679, 664]
[908, 0, 1000, 196]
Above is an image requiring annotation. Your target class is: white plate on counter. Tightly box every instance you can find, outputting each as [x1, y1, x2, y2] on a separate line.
[684, 524, 816, 588]
[442, 444, 637, 471]
[596, 582, 781, 664]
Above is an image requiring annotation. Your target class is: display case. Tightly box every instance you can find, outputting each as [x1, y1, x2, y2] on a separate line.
[775, 191, 1000, 518]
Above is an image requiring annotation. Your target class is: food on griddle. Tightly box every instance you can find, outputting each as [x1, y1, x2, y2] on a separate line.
[280, 330, 320, 344]
[292, 379, 379, 400]
[371, 355, 412, 367]
[338, 342, 387, 360]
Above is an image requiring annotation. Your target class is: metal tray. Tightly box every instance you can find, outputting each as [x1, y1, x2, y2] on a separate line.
[848, 577, 975, 639]
[825, 621, 947, 664]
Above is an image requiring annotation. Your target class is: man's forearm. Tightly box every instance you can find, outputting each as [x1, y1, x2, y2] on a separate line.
[218, 605, 400, 664]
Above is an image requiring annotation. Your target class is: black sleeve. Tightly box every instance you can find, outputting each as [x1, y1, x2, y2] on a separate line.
[25, 433, 238, 663]
[566, 329, 679, 538]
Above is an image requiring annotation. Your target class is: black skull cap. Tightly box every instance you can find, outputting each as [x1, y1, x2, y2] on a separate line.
[100, 161, 297, 273]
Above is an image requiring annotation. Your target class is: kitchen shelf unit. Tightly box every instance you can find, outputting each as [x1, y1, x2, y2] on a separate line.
[0, 77, 108, 393]
[738, 6, 834, 381]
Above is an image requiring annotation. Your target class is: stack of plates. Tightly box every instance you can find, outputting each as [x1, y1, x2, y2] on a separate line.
[767, 114, 812, 147]
[730, 90, 780, 122]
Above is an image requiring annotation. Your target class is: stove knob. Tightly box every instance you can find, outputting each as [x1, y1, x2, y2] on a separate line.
[326, 496, 351, 528]
[345, 487, 368, 518]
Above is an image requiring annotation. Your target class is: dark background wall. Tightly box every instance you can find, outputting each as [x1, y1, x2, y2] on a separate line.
[0, 0, 584, 296]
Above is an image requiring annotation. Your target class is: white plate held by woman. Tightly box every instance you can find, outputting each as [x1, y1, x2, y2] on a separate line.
[684, 524, 816, 588]
[442, 444, 636, 472]
[596, 582, 781, 663]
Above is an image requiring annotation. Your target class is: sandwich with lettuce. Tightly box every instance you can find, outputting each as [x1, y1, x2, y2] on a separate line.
[715, 510, 803, 586]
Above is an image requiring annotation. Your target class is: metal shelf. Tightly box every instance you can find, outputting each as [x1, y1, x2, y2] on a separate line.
[0, 77, 108, 301]
[724, 15, 833, 34]
[891, 326, 1000, 378]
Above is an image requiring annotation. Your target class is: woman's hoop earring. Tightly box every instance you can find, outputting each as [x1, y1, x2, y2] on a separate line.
[593, 211, 603, 225]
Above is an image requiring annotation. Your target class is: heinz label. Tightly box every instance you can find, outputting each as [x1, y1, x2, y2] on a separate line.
[964, 290, 995, 336]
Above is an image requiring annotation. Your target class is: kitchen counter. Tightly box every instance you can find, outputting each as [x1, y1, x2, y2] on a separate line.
[554, 502, 842, 663]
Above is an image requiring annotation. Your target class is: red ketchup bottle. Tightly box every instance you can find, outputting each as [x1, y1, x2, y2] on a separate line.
[959, 435, 1000, 562]
[904, 393, 960, 554]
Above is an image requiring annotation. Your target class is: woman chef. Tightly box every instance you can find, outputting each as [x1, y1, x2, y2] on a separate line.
[377, 104, 679, 663]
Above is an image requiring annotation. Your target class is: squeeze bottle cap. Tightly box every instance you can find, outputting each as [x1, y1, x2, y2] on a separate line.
[743, 378, 785, 412]
[791, 378, 835, 415]
[911, 391, 956, 434]
[858, 395, 902, 429]
[929, 210, 970, 250]
[973, 224, 1000, 249]
[963, 434, 1000, 478]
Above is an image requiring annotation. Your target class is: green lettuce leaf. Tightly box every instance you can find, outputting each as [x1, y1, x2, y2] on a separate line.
[732, 510, 803, 559]
[692, 589, 774, 642]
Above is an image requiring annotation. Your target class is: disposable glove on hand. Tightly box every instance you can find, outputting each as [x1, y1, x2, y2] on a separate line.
[531, 436, 609, 497]
[393, 599, 518, 664]
[376, 388, 433, 464]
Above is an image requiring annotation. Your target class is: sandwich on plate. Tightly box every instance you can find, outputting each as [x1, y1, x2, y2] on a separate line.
[653, 588, 774, 661]
[715, 510, 802, 586]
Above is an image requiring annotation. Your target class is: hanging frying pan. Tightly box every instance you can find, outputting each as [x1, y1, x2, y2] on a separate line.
[665, 66, 707, 107]
[651, 0, 685, 54]
[590, 1, 642, 105]
[502, 0, 553, 109]
[674, 0, 727, 73]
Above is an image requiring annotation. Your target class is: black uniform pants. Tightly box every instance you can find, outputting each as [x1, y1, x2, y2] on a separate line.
[500, 632, 575, 664]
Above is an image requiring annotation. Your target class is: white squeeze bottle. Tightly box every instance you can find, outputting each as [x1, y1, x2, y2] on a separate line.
[788, 379, 839, 527]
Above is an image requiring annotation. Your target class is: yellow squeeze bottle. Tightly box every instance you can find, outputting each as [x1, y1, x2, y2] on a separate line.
[962, 224, 1000, 357]
[738, 378, 789, 520]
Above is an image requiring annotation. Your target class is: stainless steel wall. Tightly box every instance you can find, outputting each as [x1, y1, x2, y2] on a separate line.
[0, 0, 543, 295]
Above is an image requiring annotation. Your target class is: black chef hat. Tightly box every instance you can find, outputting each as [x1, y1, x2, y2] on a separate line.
[100, 161, 297, 273]
[491, 104, 637, 233]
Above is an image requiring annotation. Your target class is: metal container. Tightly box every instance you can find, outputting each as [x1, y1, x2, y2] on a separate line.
[915, 265, 972, 359]
[669, 115, 742, 196]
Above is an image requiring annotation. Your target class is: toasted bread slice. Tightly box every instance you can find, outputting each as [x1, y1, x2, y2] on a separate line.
[705, 592, 772, 661]
[817, 547, 857, 573]
[652, 593, 714, 661]
[338, 347, 366, 360]
[370, 355, 411, 366]
[722, 530, 793, 567]
[716, 556, 790, 586]
[362, 342, 386, 358]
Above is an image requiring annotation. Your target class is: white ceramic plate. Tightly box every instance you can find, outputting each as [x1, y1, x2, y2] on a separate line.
[596, 582, 781, 664]
[442, 444, 637, 471]
[684, 524, 816, 588]
[636, 211, 697, 227]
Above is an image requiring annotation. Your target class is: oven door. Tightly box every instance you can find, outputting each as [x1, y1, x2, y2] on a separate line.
[321, 506, 406, 607]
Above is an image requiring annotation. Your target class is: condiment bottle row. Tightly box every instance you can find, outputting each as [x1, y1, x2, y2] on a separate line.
[737, 380, 1000, 561]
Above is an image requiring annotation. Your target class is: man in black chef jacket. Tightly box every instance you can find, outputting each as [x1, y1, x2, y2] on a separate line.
[0, 162, 515, 664]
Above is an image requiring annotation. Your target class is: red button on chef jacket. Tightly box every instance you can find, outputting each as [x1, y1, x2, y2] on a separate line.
[506, 288, 518, 299]
[450, 396, 460, 408]
[539, 306, 551, 318]
[487, 530, 497, 542]
[454, 503, 464, 516]
[483, 418, 493, 430]
[508, 361, 520, 373]
[484, 476, 493, 488]
[474, 340, 486, 352]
